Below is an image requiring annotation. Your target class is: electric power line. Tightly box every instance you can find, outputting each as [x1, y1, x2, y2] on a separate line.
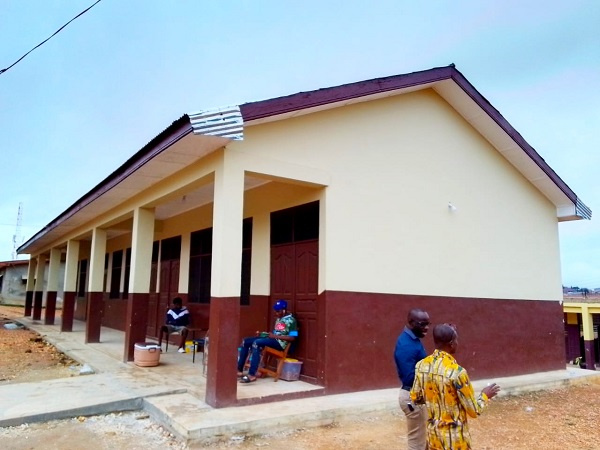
[0, 0, 103, 76]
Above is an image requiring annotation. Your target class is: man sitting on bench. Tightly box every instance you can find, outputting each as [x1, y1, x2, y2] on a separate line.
[238, 299, 298, 383]
[158, 297, 190, 353]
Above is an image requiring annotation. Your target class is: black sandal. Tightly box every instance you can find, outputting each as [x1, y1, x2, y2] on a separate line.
[239, 375, 256, 383]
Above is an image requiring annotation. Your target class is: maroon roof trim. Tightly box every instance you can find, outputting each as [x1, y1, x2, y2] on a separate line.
[239, 66, 455, 122]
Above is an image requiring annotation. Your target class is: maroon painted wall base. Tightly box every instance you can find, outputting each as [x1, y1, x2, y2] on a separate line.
[74, 297, 87, 321]
[123, 293, 150, 361]
[24, 291, 33, 317]
[584, 340, 597, 370]
[103, 298, 128, 331]
[32, 291, 43, 320]
[61, 291, 76, 332]
[321, 290, 566, 394]
[205, 296, 240, 408]
[85, 291, 104, 343]
[44, 291, 57, 325]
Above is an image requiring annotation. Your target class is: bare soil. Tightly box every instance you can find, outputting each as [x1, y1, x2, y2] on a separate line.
[1, 305, 600, 449]
[0, 306, 80, 385]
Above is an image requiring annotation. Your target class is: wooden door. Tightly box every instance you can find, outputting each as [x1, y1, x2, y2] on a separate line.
[271, 240, 318, 379]
[564, 324, 580, 362]
[148, 259, 179, 337]
[146, 262, 159, 337]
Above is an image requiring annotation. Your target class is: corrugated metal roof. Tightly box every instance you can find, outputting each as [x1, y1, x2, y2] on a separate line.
[576, 198, 592, 220]
[189, 106, 243, 140]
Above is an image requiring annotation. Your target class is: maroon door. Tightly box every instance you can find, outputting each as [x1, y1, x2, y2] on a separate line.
[147, 262, 159, 337]
[565, 323, 581, 362]
[271, 240, 318, 379]
[147, 259, 179, 337]
[159, 259, 180, 324]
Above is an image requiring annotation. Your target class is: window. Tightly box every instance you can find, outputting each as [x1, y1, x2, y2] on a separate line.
[104, 253, 109, 292]
[149, 241, 159, 294]
[109, 250, 123, 299]
[187, 218, 253, 305]
[122, 248, 131, 299]
[241, 218, 253, 305]
[271, 201, 319, 245]
[188, 228, 212, 304]
[77, 259, 88, 297]
[161, 236, 181, 261]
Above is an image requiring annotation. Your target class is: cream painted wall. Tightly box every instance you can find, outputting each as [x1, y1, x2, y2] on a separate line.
[57, 88, 562, 301]
[236, 89, 563, 300]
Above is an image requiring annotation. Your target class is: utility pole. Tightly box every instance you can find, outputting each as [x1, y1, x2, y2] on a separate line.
[12, 202, 23, 260]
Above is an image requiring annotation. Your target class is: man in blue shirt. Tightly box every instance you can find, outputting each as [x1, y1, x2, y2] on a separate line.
[394, 308, 430, 450]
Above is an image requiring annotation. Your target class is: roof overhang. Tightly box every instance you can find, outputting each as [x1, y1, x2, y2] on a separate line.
[18, 65, 590, 256]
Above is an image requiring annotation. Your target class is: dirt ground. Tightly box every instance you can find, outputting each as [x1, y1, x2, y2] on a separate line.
[1, 305, 600, 449]
[0, 309, 80, 385]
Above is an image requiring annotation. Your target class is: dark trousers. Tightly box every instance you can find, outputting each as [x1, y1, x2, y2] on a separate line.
[237, 336, 283, 376]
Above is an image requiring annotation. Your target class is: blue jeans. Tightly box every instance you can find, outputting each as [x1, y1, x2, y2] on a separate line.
[237, 336, 284, 376]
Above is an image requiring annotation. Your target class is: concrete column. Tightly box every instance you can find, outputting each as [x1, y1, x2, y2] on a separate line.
[123, 207, 155, 361]
[86, 228, 106, 343]
[205, 153, 244, 408]
[250, 212, 270, 296]
[32, 254, 47, 321]
[62, 240, 80, 332]
[44, 247, 61, 325]
[24, 258, 37, 316]
[581, 306, 596, 370]
[178, 232, 191, 295]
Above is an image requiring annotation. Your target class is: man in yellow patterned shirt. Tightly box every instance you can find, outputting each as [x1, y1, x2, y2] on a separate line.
[411, 324, 500, 450]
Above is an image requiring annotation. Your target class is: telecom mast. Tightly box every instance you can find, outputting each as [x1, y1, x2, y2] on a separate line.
[12, 202, 23, 260]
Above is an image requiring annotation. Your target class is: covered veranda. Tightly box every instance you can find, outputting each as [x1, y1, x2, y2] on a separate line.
[563, 301, 600, 370]
[10, 308, 324, 406]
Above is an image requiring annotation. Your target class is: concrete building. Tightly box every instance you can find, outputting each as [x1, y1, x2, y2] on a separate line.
[0, 260, 29, 305]
[0, 258, 65, 310]
[564, 301, 600, 368]
[18, 65, 591, 407]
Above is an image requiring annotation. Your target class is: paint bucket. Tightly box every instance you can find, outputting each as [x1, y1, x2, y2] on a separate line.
[134, 342, 161, 367]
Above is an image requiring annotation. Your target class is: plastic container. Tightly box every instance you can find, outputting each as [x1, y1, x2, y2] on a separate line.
[133, 342, 161, 367]
[280, 360, 303, 381]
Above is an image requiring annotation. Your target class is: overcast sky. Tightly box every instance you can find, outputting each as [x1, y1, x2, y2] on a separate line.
[1, 0, 598, 288]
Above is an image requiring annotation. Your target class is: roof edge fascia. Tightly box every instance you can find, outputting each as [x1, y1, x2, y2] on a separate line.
[239, 65, 455, 123]
[18, 116, 193, 254]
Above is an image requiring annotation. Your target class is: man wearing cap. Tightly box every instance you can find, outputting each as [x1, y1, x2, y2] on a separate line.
[238, 299, 298, 383]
